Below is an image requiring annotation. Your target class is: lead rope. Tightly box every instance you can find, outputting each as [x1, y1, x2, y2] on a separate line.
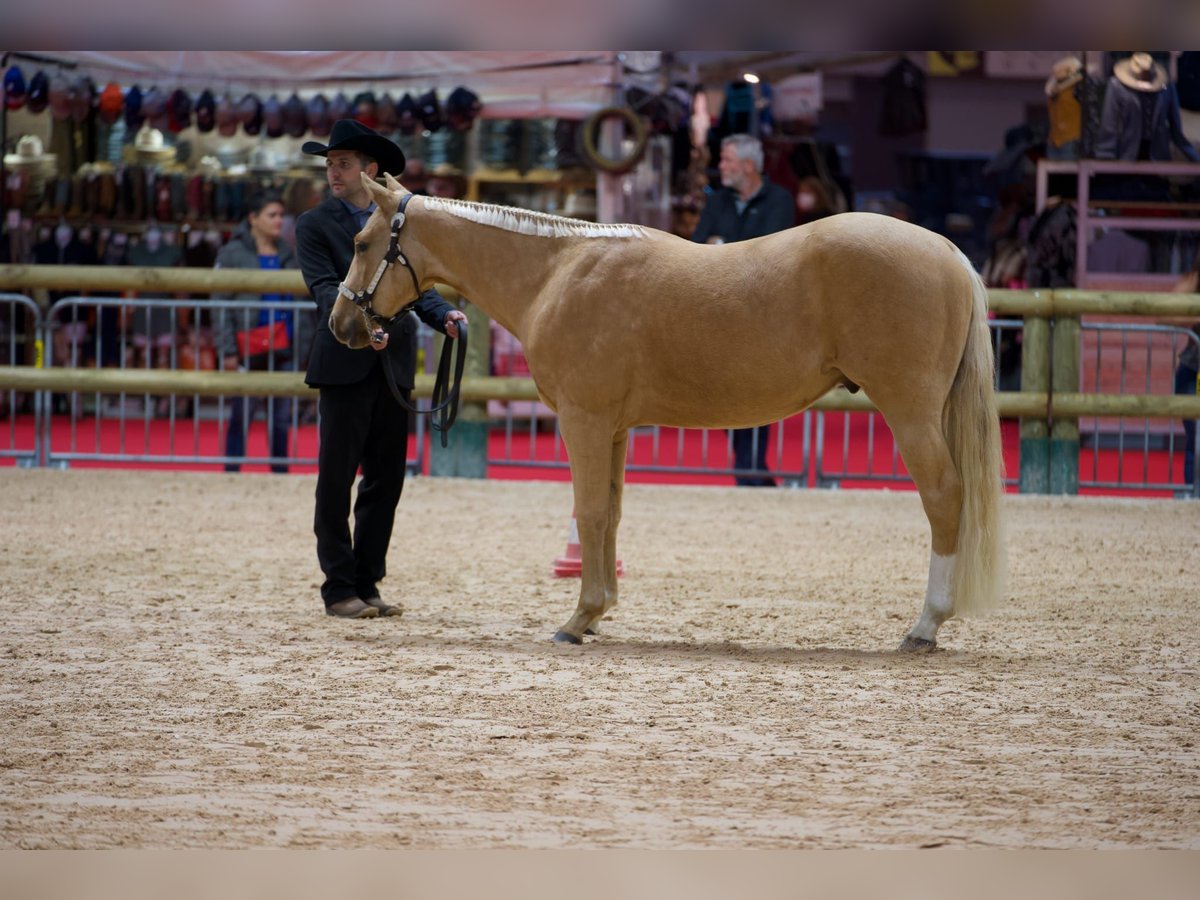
[378, 315, 468, 448]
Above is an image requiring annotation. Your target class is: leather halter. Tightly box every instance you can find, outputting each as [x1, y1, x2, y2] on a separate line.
[336, 192, 422, 336]
[334, 191, 467, 447]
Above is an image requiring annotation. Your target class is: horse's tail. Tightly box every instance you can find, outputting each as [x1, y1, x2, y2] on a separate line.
[945, 258, 1007, 617]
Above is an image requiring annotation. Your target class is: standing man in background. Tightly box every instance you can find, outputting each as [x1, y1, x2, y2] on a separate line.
[691, 133, 796, 486]
[298, 119, 467, 619]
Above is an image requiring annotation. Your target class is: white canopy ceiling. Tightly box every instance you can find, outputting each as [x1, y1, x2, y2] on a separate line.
[11, 51, 922, 119]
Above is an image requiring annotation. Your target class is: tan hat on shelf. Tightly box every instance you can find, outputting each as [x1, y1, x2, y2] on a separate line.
[129, 125, 177, 163]
[4, 134, 56, 171]
[1045, 56, 1084, 97]
[1114, 53, 1168, 93]
[196, 155, 223, 176]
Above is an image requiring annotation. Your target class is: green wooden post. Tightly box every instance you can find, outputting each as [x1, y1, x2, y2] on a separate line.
[1019, 315, 1051, 493]
[428, 300, 490, 478]
[1049, 315, 1080, 495]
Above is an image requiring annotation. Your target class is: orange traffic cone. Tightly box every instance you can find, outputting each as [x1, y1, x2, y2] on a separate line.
[552, 509, 624, 578]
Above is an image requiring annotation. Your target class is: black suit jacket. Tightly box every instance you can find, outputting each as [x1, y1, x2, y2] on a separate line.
[297, 196, 456, 388]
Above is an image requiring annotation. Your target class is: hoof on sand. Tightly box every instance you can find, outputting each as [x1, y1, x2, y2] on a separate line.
[898, 635, 937, 653]
[553, 630, 583, 645]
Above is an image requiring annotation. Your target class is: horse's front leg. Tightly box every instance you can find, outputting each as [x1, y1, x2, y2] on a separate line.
[600, 429, 628, 619]
[553, 413, 618, 644]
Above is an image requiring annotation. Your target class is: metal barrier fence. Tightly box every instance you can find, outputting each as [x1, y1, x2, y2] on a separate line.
[10, 295, 429, 473]
[485, 398, 814, 485]
[1078, 321, 1200, 495]
[809, 318, 1025, 489]
[0, 293, 42, 466]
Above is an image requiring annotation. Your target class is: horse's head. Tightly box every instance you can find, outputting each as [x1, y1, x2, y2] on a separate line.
[328, 172, 423, 349]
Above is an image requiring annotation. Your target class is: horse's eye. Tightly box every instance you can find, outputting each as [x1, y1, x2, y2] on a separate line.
[355, 242, 368, 254]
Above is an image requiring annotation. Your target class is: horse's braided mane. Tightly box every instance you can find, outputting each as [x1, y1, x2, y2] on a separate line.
[422, 196, 648, 240]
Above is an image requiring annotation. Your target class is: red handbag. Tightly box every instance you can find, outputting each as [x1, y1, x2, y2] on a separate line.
[235, 319, 289, 357]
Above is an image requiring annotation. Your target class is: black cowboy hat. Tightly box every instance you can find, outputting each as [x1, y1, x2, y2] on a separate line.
[301, 118, 406, 176]
[26, 70, 49, 114]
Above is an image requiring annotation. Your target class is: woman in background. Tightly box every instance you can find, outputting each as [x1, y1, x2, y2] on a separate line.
[214, 189, 301, 473]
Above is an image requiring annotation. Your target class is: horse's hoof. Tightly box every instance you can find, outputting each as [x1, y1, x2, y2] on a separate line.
[898, 635, 937, 653]
[584, 627, 597, 636]
[552, 630, 583, 645]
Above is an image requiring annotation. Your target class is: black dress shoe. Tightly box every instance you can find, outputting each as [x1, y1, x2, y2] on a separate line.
[325, 598, 379, 618]
[360, 595, 403, 617]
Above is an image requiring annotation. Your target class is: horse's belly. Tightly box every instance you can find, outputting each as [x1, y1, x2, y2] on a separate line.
[632, 368, 839, 430]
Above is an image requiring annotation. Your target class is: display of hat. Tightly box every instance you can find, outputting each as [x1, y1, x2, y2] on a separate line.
[98, 82, 124, 124]
[247, 144, 281, 174]
[213, 144, 249, 170]
[25, 70, 49, 114]
[239, 93, 264, 135]
[982, 121, 1046, 179]
[4, 134, 56, 171]
[124, 84, 145, 130]
[215, 92, 238, 136]
[263, 94, 284, 138]
[446, 86, 482, 132]
[351, 91, 378, 129]
[131, 125, 177, 163]
[426, 162, 466, 196]
[167, 88, 192, 132]
[375, 92, 398, 131]
[1114, 52, 1168, 93]
[48, 73, 72, 121]
[71, 76, 95, 124]
[301, 117, 406, 176]
[306, 93, 331, 136]
[194, 89, 216, 132]
[282, 93, 308, 138]
[141, 86, 169, 130]
[1045, 56, 1084, 97]
[4, 65, 27, 111]
[418, 89, 443, 132]
[196, 154, 223, 176]
[329, 92, 352, 122]
[396, 92, 420, 135]
[289, 145, 328, 173]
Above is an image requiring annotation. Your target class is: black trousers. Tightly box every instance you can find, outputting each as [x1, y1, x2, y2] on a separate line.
[314, 364, 410, 605]
[731, 424, 774, 486]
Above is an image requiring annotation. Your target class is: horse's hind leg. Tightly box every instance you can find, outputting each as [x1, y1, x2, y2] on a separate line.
[889, 417, 962, 652]
[553, 412, 620, 643]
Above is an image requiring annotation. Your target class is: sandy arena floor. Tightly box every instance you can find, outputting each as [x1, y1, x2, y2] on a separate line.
[0, 469, 1197, 849]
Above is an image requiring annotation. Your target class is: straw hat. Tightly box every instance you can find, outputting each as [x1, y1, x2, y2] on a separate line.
[130, 126, 177, 163]
[196, 155, 223, 176]
[1114, 53, 1168, 93]
[4, 134, 56, 171]
[1045, 56, 1084, 98]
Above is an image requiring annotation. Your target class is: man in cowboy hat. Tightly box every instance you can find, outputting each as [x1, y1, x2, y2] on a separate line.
[297, 118, 467, 620]
[1096, 52, 1200, 163]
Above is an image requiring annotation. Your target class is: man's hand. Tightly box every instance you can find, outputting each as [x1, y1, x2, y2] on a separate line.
[369, 330, 389, 351]
[444, 309, 468, 339]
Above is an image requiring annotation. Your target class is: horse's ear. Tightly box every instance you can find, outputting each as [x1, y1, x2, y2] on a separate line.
[384, 171, 402, 192]
[361, 172, 391, 204]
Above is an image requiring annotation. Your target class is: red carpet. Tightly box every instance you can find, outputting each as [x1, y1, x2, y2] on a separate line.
[0, 411, 1186, 497]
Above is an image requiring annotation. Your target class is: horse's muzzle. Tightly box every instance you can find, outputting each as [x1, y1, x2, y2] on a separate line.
[329, 298, 370, 349]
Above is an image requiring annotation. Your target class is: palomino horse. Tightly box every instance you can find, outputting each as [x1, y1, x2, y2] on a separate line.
[332, 172, 1006, 651]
